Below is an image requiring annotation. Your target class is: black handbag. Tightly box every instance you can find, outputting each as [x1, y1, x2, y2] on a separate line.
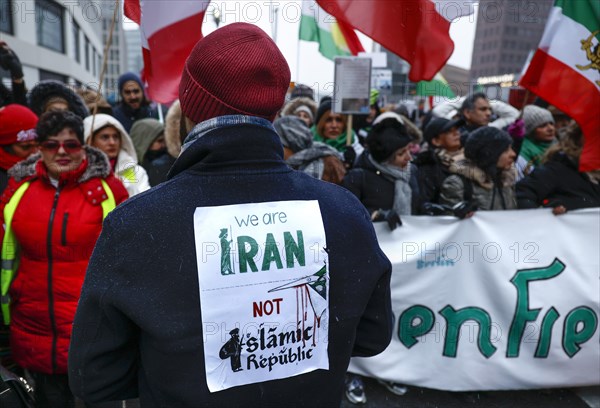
[0, 364, 35, 408]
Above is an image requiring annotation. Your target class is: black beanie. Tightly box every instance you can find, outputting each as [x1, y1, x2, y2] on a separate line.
[464, 127, 512, 174]
[315, 97, 332, 126]
[367, 118, 412, 163]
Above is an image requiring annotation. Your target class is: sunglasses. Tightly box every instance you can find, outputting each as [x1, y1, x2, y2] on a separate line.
[40, 140, 83, 154]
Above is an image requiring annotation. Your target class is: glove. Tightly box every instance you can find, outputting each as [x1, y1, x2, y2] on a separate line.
[451, 201, 478, 219]
[372, 209, 402, 231]
[422, 202, 448, 216]
[0, 44, 24, 79]
[342, 145, 356, 168]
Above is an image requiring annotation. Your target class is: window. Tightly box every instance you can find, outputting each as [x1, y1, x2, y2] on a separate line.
[72, 22, 81, 63]
[92, 49, 97, 76]
[85, 36, 90, 71]
[0, 0, 13, 34]
[36, 0, 65, 53]
[39, 69, 68, 83]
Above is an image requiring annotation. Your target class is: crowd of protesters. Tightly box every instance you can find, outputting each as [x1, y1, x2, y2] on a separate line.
[0, 37, 599, 406]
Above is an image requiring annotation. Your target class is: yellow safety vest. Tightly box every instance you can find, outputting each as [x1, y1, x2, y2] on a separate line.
[0, 179, 116, 325]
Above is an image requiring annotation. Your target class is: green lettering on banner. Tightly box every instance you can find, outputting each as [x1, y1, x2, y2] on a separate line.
[439, 306, 497, 358]
[507, 258, 565, 358]
[398, 305, 435, 348]
[237, 236, 259, 273]
[534, 307, 560, 358]
[284, 231, 305, 268]
[261, 233, 283, 271]
[563, 307, 598, 358]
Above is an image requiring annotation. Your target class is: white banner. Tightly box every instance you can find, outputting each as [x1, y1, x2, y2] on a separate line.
[350, 208, 600, 390]
[194, 201, 329, 392]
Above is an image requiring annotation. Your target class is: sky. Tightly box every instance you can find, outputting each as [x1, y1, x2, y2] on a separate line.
[124, 1, 478, 96]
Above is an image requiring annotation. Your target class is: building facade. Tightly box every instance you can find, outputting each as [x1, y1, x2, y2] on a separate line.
[99, 0, 128, 104]
[124, 27, 142, 77]
[470, 0, 553, 81]
[1, 0, 126, 100]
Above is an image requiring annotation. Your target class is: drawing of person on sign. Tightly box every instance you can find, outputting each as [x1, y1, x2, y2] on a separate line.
[220, 328, 243, 372]
[219, 228, 234, 275]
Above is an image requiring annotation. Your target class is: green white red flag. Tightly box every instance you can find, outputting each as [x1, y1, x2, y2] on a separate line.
[520, 0, 600, 171]
[299, 2, 364, 59]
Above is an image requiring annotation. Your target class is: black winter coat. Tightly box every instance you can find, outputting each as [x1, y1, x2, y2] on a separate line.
[342, 152, 421, 215]
[69, 122, 393, 407]
[112, 102, 160, 133]
[516, 152, 600, 210]
[413, 149, 453, 209]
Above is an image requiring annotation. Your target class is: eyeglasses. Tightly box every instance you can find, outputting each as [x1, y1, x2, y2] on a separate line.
[39, 140, 83, 154]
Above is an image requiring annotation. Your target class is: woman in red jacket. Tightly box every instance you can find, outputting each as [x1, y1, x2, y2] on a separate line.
[0, 110, 128, 406]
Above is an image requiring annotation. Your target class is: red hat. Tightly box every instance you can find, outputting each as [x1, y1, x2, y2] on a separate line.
[0, 104, 39, 146]
[179, 22, 291, 125]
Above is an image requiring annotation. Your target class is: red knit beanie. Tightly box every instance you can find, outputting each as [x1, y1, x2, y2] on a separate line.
[0, 104, 39, 146]
[179, 22, 291, 125]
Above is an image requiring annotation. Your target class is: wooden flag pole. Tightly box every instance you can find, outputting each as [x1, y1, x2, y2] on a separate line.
[346, 114, 353, 146]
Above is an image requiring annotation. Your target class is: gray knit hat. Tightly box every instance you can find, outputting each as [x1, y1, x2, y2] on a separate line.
[523, 105, 554, 136]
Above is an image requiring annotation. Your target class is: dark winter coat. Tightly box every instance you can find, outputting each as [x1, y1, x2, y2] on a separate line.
[142, 152, 176, 186]
[516, 152, 600, 210]
[342, 151, 421, 215]
[112, 102, 160, 133]
[413, 148, 460, 209]
[69, 119, 393, 407]
[0, 147, 128, 374]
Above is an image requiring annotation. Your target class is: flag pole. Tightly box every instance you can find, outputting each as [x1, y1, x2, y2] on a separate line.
[296, 36, 301, 83]
[346, 115, 353, 146]
[90, 0, 120, 137]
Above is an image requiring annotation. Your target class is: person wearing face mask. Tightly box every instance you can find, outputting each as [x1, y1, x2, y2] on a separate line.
[130, 118, 175, 186]
[440, 127, 518, 212]
[83, 114, 150, 197]
[515, 105, 557, 180]
[0, 110, 128, 407]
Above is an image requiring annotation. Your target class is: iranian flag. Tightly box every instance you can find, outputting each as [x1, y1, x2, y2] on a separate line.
[416, 73, 456, 98]
[316, 0, 475, 82]
[520, 0, 600, 171]
[299, 2, 364, 59]
[124, 0, 209, 103]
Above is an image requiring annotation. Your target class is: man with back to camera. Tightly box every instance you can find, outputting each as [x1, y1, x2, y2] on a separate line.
[68, 23, 393, 407]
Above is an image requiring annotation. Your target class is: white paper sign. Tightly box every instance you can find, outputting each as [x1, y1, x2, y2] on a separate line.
[194, 200, 330, 392]
[333, 57, 372, 114]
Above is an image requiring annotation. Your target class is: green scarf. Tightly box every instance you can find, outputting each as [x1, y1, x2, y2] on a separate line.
[519, 137, 553, 167]
[312, 125, 355, 152]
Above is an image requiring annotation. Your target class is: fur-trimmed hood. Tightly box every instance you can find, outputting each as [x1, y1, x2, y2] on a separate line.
[281, 97, 317, 123]
[449, 158, 516, 189]
[83, 114, 139, 165]
[8, 145, 111, 183]
[28, 80, 89, 119]
[164, 100, 182, 159]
